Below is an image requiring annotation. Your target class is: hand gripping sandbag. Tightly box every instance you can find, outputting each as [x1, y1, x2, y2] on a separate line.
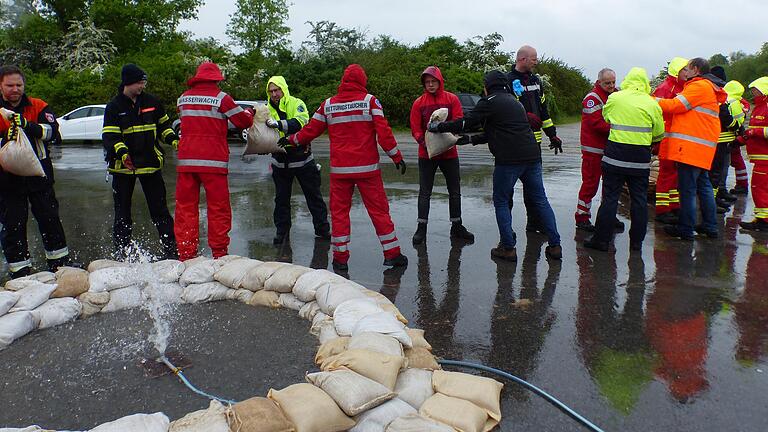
[0, 128, 46, 177]
[243, 104, 284, 156]
[424, 108, 458, 159]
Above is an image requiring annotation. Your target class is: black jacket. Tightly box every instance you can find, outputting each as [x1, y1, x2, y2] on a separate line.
[507, 68, 557, 140]
[269, 99, 313, 167]
[437, 71, 540, 166]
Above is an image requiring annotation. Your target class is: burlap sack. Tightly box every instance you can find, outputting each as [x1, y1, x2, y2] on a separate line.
[321, 349, 404, 390]
[314, 336, 350, 365]
[228, 397, 295, 432]
[424, 108, 458, 159]
[264, 265, 312, 293]
[243, 104, 283, 156]
[0, 129, 45, 176]
[394, 368, 434, 410]
[169, 400, 229, 432]
[404, 348, 440, 370]
[306, 370, 395, 416]
[419, 393, 489, 432]
[348, 332, 404, 358]
[267, 383, 355, 432]
[241, 261, 289, 292]
[52, 267, 89, 298]
[405, 328, 432, 351]
[431, 370, 503, 423]
[385, 413, 454, 432]
[248, 290, 280, 308]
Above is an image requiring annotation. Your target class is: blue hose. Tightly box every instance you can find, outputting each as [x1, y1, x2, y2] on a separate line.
[439, 359, 605, 432]
[159, 356, 238, 405]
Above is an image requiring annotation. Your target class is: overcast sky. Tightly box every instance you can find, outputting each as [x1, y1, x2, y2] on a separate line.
[180, 0, 767, 83]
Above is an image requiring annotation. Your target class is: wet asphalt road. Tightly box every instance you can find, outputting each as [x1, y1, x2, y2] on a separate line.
[1, 123, 767, 431]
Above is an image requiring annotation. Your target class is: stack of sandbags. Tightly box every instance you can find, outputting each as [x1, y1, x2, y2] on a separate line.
[213, 258, 262, 289]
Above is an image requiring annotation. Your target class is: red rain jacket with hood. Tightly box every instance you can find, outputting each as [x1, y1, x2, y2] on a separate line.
[409, 66, 463, 160]
[580, 82, 612, 154]
[176, 62, 253, 174]
[289, 64, 403, 178]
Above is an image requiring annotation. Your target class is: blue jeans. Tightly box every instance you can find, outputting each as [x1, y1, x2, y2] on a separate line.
[492, 162, 560, 248]
[677, 163, 717, 236]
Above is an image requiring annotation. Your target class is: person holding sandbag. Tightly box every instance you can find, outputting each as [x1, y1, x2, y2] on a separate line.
[409, 66, 474, 245]
[0, 65, 74, 278]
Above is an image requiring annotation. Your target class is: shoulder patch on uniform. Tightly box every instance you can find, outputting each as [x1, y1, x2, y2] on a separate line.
[586, 100, 595, 108]
[45, 113, 55, 122]
[375, 99, 382, 108]
[297, 105, 305, 113]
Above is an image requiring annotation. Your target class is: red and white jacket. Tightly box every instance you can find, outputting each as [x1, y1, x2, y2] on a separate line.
[289, 64, 403, 178]
[580, 83, 611, 155]
[746, 94, 768, 165]
[176, 62, 253, 174]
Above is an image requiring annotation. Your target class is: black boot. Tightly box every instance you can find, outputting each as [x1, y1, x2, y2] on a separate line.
[740, 219, 768, 232]
[10, 266, 31, 279]
[273, 231, 289, 245]
[412, 223, 427, 245]
[383, 253, 408, 267]
[717, 188, 737, 202]
[575, 220, 596, 232]
[450, 223, 474, 242]
[730, 185, 748, 195]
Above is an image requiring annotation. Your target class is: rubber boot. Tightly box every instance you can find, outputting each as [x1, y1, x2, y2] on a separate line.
[412, 223, 427, 245]
[450, 223, 474, 242]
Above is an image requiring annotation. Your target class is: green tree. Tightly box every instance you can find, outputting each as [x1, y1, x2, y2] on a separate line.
[300, 20, 367, 59]
[226, 0, 290, 52]
[38, 0, 88, 31]
[709, 53, 729, 67]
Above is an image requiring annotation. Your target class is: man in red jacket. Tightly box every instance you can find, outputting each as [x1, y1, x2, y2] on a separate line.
[574, 68, 620, 231]
[740, 77, 768, 231]
[409, 65, 474, 245]
[288, 64, 408, 272]
[175, 62, 253, 260]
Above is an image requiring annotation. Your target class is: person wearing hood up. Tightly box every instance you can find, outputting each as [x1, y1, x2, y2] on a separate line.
[739, 77, 768, 231]
[429, 70, 562, 261]
[584, 68, 664, 252]
[287, 64, 408, 272]
[264, 76, 329, 245]
[709, 73, 746, 208]
[102, 64, 179, 259]
[729, 96, 751, 195]
[174, 62, 253, 260]
[652, 57, 688, 225]
[658, 58, 727, 241]
[409, 65, 474, 245]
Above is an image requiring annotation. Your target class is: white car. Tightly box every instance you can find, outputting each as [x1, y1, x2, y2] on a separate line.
[57, 104, 106, 141]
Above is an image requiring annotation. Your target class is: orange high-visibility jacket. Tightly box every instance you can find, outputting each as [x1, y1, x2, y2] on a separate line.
[658, 76, 727, 170]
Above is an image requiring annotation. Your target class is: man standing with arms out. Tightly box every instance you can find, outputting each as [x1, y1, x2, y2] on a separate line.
[429, 70, 562, 261]
[102, 64, 179, 259]
[287, 64, 408, 272]
[409, 65, 474, 245]
[264, 75, 329, 245]
[739, 77, 768, 231]
[508, 45, 564, 234]
[0, 65, 74, 278]
[174, 62, 253, 261]
[652, 57, 688, 224]
[584, 68, 665, 252]
[658, 58, 726, 240]
[575, 68, 617, 232]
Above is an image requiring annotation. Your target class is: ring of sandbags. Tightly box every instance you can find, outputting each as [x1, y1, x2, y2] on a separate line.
[0, 255, 504, 432]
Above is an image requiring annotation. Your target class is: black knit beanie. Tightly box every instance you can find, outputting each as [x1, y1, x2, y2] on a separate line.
[121, 64, 147, 86]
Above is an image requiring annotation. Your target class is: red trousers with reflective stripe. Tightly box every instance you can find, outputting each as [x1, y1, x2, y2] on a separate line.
[656, 159, 679, 214]
[751, 166, 768, 221]
[175, 172, 232, 261]
[575, 152, 602, 223]
[329, 174, 400, 264]
[731, 146, 749, 187]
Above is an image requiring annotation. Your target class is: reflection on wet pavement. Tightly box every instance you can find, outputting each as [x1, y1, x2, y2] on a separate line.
[5, 123, 767, 431]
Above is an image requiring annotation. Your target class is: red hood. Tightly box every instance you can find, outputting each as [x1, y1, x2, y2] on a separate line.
[338, 64, 368, 95]
[421, 65, 445, 96]
[187, 62, 224, 87]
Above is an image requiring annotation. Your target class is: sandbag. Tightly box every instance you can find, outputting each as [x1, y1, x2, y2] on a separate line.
[214, 258, 263, 289]
[52, 267, 89, 298]
[318, 320, 341, 344]
[333, 298, 385, 336]
[181, 282, 239, 304]
[431, 370, 503, 423]
[267, 383, 355, 432]
[424, 109, 458, 159]
[265, 265, 311, 293]
[87, 259, 128, 272]
[233, 289, 255, 303]
[213, 254, 245, 268]
[307, 370, 395, 417]
[321, 349, 404, 390]
[385, 414, 454, 432]
[404, 348, 440, 370]
[101, 286, 143, 313]
[314, 336, 349, 365]
[151, 260, 186, 284]
[419, 393, 489, 432]
[348, 332, 404, 358]
[0, 129, 45, 176]
[394, 368, 434, 410]
[89, 412, 170, 432]
[310, 312, 332, 336]
[0, 426, 58, 432]
[405, 328, 432, 351]
[0, 311, 37, 350]
[31, 297, 82, 329]
[278, 293, 305, 311]
[0, 291, 20, 316]
[9, 282, 56, 313]
[169, 400, 228, 432]
[179, 258, 216, 287]
[298, 301, 321, 321]
[5, 272, 55, 290]
[241, 261, 289, 292]
[77, 291, 110, 317]
[228, 397, 295, 432]
[351, 398, 415, 432]
[293, 269, 345, 302]
[143, 282, 184, 305]
[352, 312, 412, 348]
[243, 104, 283, 156]
[316, 282, 369, 316]
[89, 267, 141, 293]
[248, 290, 280, 308]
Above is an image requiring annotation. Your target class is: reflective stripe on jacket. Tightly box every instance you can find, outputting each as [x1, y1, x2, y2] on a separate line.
[580, 84, 611, 154]
[745, 91, 768, 164]
[266, 76, 312, 167]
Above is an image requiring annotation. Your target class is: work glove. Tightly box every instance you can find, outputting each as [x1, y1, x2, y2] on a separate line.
[121, 153, 136, 171]
[427, 121, 442, 133]
[455, 134, 471, 146]
[549, 136, 563, 155]
[12, 113, 27, 129]
[5, 124, 18, 141]
[394, 160, 406, 175]
[512, 79, 524, 97]
[266, 118, 281, 130]
[171, 139, 179, 151]
[526, 113, 542, 130]
[744, 128, 763, 139]
[277, 137, 293, 149]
